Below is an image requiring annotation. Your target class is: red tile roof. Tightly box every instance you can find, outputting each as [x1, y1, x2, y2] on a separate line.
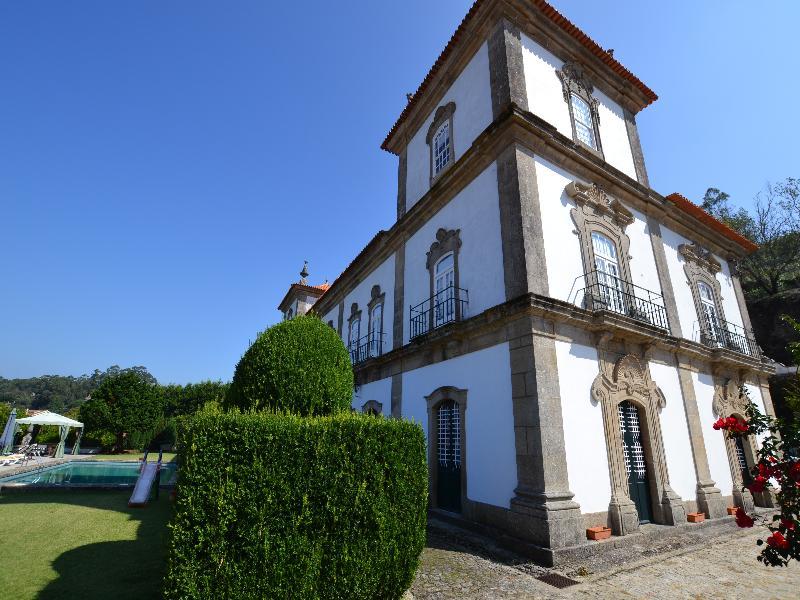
[382, 0, 658, 152]
[665, 193, 758, 254]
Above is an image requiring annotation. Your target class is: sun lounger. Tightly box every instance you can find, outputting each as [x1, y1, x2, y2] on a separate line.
[0, 454, 25, 467]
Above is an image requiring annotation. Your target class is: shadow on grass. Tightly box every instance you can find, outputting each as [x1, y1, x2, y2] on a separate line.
[0, 490, 173, 600]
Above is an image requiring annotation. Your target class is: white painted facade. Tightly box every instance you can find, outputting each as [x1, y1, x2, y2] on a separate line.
[405, 42, 494, 211]
[274, 3, 769, 541]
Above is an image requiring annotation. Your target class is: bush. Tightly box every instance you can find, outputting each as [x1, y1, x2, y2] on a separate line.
[164, 411, 428, 600]
[225, 316, 353, 416]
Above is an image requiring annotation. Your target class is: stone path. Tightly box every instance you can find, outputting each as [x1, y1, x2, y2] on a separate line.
[410, 520, 800, 599]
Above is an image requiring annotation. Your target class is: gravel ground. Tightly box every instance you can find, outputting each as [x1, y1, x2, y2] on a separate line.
[409, 519, 800, 599]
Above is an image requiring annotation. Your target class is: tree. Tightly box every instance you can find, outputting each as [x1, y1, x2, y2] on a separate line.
[162, 381, 229, 417]
[702, 180, 800, 298]
[79, 370, 164, 452]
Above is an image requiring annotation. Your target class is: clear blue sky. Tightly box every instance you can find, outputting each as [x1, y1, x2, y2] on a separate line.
[2, 1, 798, 384]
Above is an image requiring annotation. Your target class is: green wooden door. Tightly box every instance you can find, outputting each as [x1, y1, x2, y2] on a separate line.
[619, 401, 652, 523]
[436, 400, 461, 513]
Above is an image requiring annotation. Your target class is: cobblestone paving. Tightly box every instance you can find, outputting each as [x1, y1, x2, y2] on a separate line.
[410, 521, 800, 599]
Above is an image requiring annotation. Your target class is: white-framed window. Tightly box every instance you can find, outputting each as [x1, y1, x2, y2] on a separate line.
[432, 121, 452, 176]
[434, 252, 456, 327]
[571, 93, 597, 150]
[349, 317, 361, 347]
[698, 281, 721, 340]
[369, 303, 383, 357]
[286, 308, 293, 321]
[591, 231, 624, 313]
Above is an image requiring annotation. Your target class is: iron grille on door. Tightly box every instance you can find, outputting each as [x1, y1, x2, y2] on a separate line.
[437, 401, 460, 467]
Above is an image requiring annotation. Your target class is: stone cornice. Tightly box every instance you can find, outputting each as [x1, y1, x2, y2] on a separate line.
[353, 292, 773, 386]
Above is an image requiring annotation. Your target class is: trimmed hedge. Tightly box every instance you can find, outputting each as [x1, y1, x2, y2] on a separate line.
[164, 411, 428, 600]
[225, 316, 353, 416]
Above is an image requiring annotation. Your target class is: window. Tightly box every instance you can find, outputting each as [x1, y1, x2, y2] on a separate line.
[571, 93, 597, 150]
[286, 308, 293, 320]
[369, 303, 383, 357]
[433, 121, 451, 176]
[349, 317, 360, 347]
[698, 281, 721, 341]
[591, 231, 624, 313]
[434, 253, 456, 327]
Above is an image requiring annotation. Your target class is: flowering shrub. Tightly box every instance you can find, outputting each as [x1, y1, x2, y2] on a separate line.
[715, 317, 800, 567]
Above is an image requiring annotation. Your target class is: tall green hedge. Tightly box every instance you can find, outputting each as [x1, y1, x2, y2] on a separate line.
[225, 316, 353, 416]
[164, 411, 428, 600]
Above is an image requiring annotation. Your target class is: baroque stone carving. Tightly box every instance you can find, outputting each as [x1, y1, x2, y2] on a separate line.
[679, 242, 722, 275]
[556, 61, 603, 155]
[591, 352, 685, 535]
[426, 228, 462, 270]
[425, 102, 457, 144]
[678, 242, 726, 337]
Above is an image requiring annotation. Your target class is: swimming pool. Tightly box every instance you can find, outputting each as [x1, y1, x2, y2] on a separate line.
[0, 461, 178, 488]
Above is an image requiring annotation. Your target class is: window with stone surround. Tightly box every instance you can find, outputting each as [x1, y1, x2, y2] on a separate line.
[426, 102, 456, 183]
[557, 61, 603, 156]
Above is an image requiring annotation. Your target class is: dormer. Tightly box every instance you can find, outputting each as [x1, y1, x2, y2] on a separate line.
[277, 261, 330, 320]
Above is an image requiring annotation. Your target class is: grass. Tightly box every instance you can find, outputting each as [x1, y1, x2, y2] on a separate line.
[90, 452, 177, 463]
[0, 490, 173, 600]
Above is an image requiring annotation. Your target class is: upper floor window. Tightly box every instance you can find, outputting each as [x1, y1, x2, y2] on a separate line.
[698, 281, 721, 333]
[286, 308, 293, 320]
[591, 231, 625, 313]
[367, 284, 386, 359]
[426, 102, 456, 183]
[349, 317, 360, 347]
[433, 122, 451, 176]
[571, 94, 597, 150]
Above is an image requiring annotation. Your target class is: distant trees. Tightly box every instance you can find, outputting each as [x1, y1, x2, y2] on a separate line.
[702, 179, 800, 299]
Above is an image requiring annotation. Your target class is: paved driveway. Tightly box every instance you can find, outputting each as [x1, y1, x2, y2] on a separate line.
[411, 522, 799, 599]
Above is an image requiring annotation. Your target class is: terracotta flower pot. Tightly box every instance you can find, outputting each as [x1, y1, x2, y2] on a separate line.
[586, 526, 612, 540]
[687, 512, 705, 523]
[727, 506, 738, 516]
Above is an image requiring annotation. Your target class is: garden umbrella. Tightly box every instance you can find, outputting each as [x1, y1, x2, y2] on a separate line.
[0, 408, 16, 454]
[16, 411, 83, 459]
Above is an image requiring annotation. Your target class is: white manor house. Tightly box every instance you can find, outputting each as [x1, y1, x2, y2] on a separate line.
[277, 0, 776, 559]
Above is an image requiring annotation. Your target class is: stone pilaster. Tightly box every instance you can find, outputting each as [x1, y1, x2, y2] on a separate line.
[675, 358, 727, 518]
[336, 301, 344, 337]
[396, 148, 408, 220]
[623, 108, 649, 187]
[487, 18, 528, 119]
[729, 266, 754, 335]
[647, 217, 682, 338]
[507, 315, 584, 549]
[393, 242, 406, 350]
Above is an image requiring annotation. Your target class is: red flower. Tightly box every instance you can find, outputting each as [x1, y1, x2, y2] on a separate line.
[713, 418, 725, 431]
[767, 531, 790, 550]
[748, 475, 768, 494]
[780, 518, 796, 532]
[791, 461, 800, 483]
[735, 507, 754, 528]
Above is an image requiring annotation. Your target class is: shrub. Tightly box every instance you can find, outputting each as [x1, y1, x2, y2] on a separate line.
[225, 316, 353, 416]
[164, 411, 428, 600]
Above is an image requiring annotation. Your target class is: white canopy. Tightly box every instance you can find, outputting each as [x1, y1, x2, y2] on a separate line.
[16, 411, 83, 428]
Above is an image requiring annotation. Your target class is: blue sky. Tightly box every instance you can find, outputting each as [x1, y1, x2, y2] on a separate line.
[2, 1, 798, 384]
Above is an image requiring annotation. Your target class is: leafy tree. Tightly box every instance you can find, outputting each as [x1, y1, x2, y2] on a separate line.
[162, 381, 229, 417]
[702, 180, 800, 298]
[79, 371, 164, 452]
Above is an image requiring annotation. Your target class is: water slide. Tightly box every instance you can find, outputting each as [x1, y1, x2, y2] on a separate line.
[128, 450, 162, 508]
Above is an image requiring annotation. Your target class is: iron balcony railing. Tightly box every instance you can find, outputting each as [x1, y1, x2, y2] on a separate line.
[698, 314, 760, 358]
[409, 285, 469, 340]
[576, 270, 670, 331]
[349, 333, 385, 365]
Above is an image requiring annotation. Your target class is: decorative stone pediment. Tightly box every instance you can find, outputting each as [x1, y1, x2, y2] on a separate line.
[425, 102, 456, 144]
[679, 242, 721, 275]
[712, 377, 746, 418]
[426, 228, 462, 270]
[566, 181, 634, 229]
[556, 61, 598, 116]
[591, 354, 666, 411]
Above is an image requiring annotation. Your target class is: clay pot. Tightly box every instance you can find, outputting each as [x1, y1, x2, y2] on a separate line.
[586, 526, 612, 540]
[687, 512, 705, 523]
[727, 506, 738, 516]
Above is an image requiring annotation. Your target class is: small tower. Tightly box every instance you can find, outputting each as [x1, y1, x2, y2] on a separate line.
[277, 261, 330, 320]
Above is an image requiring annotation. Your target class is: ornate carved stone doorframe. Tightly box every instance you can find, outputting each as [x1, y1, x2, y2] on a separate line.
[591, 340, 686, 535]
[711, 375, 774, 510]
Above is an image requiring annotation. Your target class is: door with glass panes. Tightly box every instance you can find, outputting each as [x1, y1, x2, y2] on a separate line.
[436, 400, 461, 513]
[619, 400, 652, 523]
[434, 253, 455, 328]
[369, 304, 382, 358]
[591, 232, 625, 314]
[698, 282, 722, 344]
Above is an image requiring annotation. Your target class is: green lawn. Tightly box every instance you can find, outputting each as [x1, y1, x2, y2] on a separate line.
[90, 452, 177, 463]
[0, 490, 173, 600]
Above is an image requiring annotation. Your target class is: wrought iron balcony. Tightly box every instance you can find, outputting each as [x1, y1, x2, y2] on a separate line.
[410, 285, 469, 340]
[575, 270, 670, 331]
[698, 315, 760, 358]
[349, 333, 385, 365]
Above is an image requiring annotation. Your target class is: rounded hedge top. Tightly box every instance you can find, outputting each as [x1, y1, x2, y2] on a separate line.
[225, 315, 353, 416]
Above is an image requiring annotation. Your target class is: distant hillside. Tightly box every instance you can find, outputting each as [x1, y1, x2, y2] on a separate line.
[0, 366, 156, 413]
[747, 289, 800, 365]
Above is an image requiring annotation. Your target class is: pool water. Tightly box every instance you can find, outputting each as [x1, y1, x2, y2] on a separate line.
[0, 461, 177, 487]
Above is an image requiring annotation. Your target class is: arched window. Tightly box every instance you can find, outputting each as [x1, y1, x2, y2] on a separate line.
[434, 253, 455, 327]
[369, 303, 383, 356]
[557, 61, 603, 156]
[426, 102, 456, 183]
[571, 93, 597, 150]
[432, 121, 451, 176]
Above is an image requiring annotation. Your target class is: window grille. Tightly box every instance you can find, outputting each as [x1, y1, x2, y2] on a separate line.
[437, 401, 460, 467]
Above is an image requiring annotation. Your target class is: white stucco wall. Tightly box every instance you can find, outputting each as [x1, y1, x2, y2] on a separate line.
[341, 254, 396, 351]
[694, 371, 734, 496]
[554, 340, 611, 514]
[648, 360, 697, 501]
[401, 343, 517, 509]
[520, 34, 637, 180]
[745, 382, 769, 446]
[352, 376, 392, 415]
[403, 163, 504, 344]
[405, 42, 493, 211]
[718, 260, 745, 330]
[534, 158, 658, 305]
